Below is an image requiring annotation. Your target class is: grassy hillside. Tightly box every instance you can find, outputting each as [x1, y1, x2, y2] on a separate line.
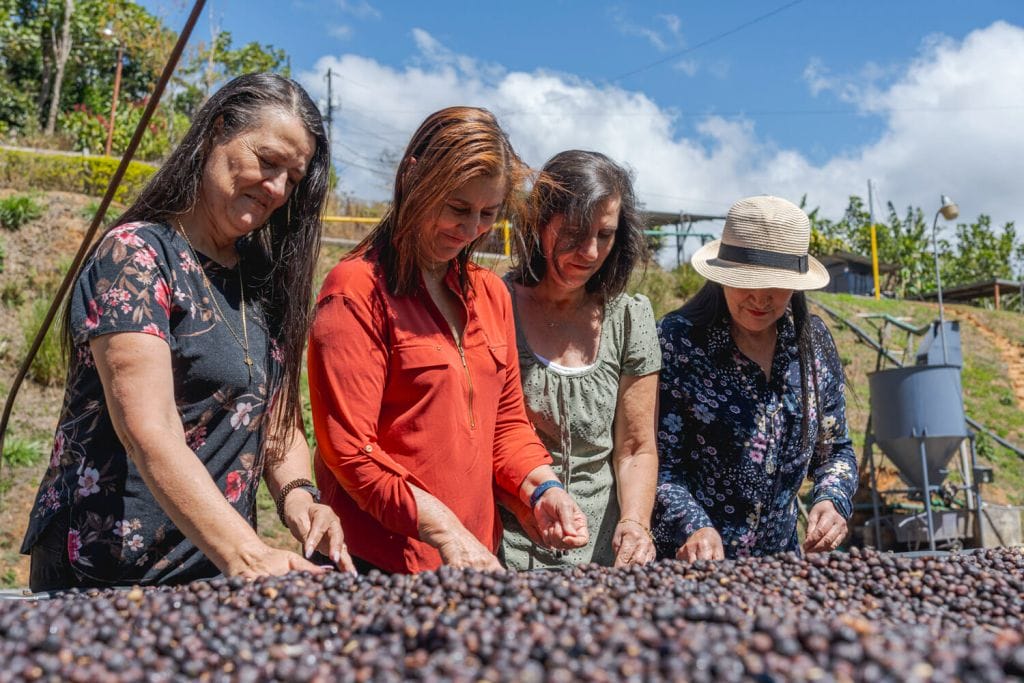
[808, 293, 1024, 505]
[1, 189, 1023, 587]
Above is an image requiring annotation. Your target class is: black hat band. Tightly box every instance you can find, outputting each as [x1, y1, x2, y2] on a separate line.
[717, 244, 808, 274]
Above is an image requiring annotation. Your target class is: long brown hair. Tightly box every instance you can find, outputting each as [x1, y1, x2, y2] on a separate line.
[509, 149, 647, 299]
[62, 73, 330, 457]
[355, 106, 528, 296]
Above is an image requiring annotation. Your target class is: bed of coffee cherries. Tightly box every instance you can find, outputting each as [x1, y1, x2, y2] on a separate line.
[1, 546, 1022, 682]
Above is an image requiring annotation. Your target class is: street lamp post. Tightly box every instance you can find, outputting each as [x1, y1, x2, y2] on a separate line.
[102, 26, 124, 157]
[931, 194, 959, 365]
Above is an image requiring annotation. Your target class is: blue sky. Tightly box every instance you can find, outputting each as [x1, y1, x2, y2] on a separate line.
[143, 1, 1024, 240]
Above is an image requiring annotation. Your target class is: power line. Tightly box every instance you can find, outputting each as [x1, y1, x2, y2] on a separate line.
[610, 0, 807, 83]
[337, 156, 394, 179]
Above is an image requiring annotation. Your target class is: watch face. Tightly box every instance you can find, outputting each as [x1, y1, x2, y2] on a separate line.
[301, 485, 321, 504]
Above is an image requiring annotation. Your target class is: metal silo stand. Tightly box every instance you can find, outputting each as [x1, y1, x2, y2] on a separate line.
[866, 363, 975, 551]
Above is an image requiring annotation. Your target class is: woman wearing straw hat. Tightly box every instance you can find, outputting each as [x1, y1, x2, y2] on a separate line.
[653, 195, 857, 561]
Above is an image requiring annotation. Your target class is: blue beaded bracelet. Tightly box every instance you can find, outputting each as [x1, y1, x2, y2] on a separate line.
[529, 480, 565, 508]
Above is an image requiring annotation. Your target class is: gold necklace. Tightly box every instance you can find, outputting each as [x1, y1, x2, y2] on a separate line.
[176, 220, 254, 382]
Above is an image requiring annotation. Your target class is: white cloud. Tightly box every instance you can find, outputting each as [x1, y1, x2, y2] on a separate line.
[336, 0, 380, 20]
[328, 24, 353, 41]
[611, 9, 686, 53]
[299, 22, 1024, 246]
[673, 59, 698, 77]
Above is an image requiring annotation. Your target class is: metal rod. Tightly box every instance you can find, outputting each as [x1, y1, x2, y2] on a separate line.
[865, 422, 883, 549]
[931, 208, 950, 365]
[0, 0, 207, 476]
[959, 439, 974, 511]
[919, 436, 937, 552]
[970, 434, 985, 546]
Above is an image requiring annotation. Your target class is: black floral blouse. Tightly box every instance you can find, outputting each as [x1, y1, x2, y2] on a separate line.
[21, 222, 280, 586]
[653, 310, 857, 559]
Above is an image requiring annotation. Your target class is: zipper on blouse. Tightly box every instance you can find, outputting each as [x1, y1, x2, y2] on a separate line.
[452, 334, 476, 429]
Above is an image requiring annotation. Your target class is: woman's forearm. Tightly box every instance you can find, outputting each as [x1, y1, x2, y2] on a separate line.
[262, 423, 315, 502]
[613, 372, 659, 522]
[124, 430, 266, 573]
[516, 464, 563, 506]
[613, 450, 658, 522]
[93, 333, 267, 575]
[407, 482, 469, 547]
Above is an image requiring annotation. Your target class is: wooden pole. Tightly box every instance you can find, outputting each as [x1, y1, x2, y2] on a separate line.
[104, 43, 125, 156]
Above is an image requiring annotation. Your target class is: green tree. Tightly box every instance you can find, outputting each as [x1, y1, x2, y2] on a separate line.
[176, 30, 289, 117]
[805, 195, 936, 298]
[941, 216, 1021, 288]
[0, 0, 174, 138]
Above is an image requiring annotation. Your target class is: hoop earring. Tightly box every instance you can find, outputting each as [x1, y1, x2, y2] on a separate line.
[286, 197, 292, 226]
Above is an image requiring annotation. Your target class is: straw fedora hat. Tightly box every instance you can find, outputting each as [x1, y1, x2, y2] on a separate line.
[691, 195, 829, 290]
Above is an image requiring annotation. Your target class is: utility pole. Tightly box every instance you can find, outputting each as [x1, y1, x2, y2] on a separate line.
[868, 179, 880, 299]
[325, 68, 335, 144]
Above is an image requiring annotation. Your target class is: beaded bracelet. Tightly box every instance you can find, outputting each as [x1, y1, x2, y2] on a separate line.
[529, 480, 565, 508]
[275, 478, 319, 525]
[617, 517, 655, 541]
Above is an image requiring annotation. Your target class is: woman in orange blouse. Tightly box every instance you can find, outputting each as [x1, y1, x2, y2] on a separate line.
[308, 107, 589, 574]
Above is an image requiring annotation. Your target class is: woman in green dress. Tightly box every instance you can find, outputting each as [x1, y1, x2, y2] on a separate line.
[500, 150, 660, 568]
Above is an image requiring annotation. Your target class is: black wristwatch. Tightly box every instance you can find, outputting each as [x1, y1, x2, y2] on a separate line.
[275, 478, 321, 525]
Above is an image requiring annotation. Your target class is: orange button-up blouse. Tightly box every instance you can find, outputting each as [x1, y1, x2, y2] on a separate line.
[308, 252, 552, 574]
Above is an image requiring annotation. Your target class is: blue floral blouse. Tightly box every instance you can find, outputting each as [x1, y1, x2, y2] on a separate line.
[653, 310, 857, 559]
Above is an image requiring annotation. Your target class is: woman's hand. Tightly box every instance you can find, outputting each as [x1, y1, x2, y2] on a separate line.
[802, 500, 848, 553]
[675, 526, 725, 562]
[408, 482, 502, 571]
[612, 519, 656, 567]
[283, 492, 356, 573]
[224, 542, 328, 580]
[495, 486, 546, 546]
[532, 488, 589, 550]
[435, 526, 504, 571]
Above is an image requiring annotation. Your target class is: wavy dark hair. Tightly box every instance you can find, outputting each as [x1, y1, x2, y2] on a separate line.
[508, 149, 646, 300]
[62, 72, 330, 457]
[354, 106, 528, 296]
[677, 282, 821, 452]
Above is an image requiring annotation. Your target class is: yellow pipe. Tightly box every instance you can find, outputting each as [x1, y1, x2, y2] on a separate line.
[870, 223, 881, 300]
[323, 215, 380, 224]
[500, 220, 511, 257]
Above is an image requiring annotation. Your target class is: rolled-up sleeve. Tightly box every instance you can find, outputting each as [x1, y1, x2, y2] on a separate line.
[308, 290, 421, 539]
[652, 316, 714, 557]
[808, 318, 858, 519]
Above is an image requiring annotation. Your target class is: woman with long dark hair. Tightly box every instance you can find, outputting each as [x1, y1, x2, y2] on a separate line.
[308, 107, 589, 574]
[653, 195, 857, 561]
[22, 73, 354, 591]
[500, 150, 660, 569]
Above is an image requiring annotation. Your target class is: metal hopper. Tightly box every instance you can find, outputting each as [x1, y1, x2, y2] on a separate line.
[868, 365, 967, 490]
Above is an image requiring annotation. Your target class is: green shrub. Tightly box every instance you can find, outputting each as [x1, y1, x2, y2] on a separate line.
[0, 194, 43, 230]
[79, 199, 122, 226]
[2, 435, 46, 468]
[631, 263, 706, 318]
[22, 298, 67, 386]
[58, 101, 188, 161]
[0, 237, 5, 274]
[0, 568, 17, 589]
[0, 148, 156, 204]
[1, 282, 23, 307]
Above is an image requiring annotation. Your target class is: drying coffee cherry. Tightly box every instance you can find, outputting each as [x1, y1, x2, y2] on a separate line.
[0, 547, 1021, 681]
